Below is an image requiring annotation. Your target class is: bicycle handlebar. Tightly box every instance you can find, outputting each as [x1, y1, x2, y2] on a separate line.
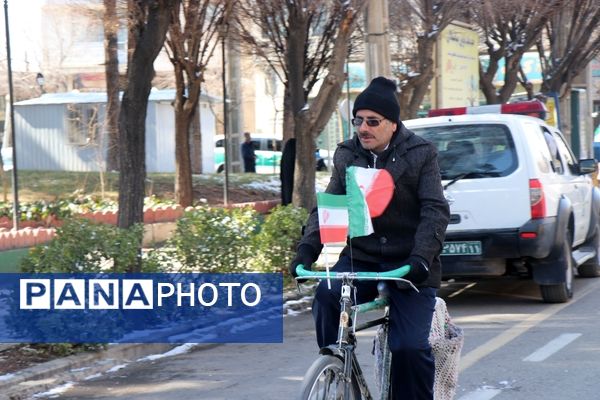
[295, 264, 411, 281]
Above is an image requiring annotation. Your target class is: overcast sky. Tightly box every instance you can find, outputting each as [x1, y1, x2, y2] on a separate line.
[1, 0, 45, 71]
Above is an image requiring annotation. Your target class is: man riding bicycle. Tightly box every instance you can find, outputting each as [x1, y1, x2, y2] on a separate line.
[290, 76, 450, 399]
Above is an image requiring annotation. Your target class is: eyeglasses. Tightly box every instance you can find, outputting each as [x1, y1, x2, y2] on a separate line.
[351, 117, 386, 127]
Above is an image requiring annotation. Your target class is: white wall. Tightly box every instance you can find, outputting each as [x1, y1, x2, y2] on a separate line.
[199, 102, 216, 173]
[153, 101, 216, 174]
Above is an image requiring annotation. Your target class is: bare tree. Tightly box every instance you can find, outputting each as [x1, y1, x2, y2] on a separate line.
[117, 0, 174, 258]
[236, 1, 358, 141]
[235, 0, 367, 209]
[164, 0, 227, 207]
[475, 0, 559, 104]
[537, 0, 600, 97]
[388, 0, 463, 119]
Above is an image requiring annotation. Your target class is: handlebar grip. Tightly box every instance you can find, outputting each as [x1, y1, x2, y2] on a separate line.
[295, 264, 309, 277]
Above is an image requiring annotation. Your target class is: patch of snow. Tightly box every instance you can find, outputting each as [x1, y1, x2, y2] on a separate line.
[32, 382, 74, 398]
[70, 366, 91, 372]
[106, 364, 128, 373]
[84, 373, 103, 380]
[284, 296, 314, 306]
[137, 343, 197, 362]
[241, 177, 280, 192]
[0, 373, 15, 381]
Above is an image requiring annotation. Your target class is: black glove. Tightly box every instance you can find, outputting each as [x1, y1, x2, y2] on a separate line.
[403, 255, 430, 285]
[289, 244, 318, 278]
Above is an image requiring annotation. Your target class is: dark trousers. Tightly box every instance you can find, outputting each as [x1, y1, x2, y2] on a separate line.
[243, 156, 256, 173]
[312, 256, 436, 400]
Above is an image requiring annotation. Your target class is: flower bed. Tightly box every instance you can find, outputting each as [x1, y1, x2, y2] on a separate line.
[0, 200, 280, 251]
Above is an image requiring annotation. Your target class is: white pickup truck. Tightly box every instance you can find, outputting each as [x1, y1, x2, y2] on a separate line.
[405, 100, 600, 303]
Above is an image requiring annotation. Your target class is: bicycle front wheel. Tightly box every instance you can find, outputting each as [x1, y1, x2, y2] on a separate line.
[299, 355, 361, 400]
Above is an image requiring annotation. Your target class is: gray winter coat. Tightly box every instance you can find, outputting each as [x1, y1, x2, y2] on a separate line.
[299, 123, 450, 288]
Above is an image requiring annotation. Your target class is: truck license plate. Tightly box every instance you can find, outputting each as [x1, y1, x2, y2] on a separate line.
[442, 241, 482, 256]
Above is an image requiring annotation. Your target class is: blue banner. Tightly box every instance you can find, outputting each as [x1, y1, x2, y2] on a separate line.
[0, 273, 283, 343]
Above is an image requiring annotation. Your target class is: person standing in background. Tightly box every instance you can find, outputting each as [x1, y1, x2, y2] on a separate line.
[280, 138, 296, 205]
[241, 132, 256, 173]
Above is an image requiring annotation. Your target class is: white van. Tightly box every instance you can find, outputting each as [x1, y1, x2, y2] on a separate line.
[214, 134, 330, 173]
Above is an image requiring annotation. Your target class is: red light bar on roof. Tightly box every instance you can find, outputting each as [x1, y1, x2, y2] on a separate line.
[428, 100, 547, 120]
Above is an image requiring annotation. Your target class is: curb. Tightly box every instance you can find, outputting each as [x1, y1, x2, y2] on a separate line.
[1, 343, 177, 400]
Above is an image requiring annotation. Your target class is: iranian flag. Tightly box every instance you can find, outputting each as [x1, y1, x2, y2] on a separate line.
[346, 166, 394, 238]
[317, 192, 348, 244]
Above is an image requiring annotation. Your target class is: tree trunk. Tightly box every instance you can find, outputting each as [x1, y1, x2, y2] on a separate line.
[104, 0, 120, 171]
[497, 54, 523, 103]
[171, 50, 202, 207]
[191, 112, 202, 174]
[480, 60, 500, 104]
[282, 86, 295, 143]
[285, 10, 308, 118]
[293, 123, 316, 209]
[408, 38, 435, 119]
[126, 0, 143, 66]
[173, 89, 196, 207]
[118, 0, 173, 244]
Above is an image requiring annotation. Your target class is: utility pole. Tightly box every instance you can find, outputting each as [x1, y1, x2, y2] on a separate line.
[4, 0, 19, 231]
[364, 0, 391, 80]
[227, 30, 243, 173]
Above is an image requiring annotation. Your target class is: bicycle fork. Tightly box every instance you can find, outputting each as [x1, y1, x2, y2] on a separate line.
[337, 284, 356, 399]
[337, 284, 353, 346]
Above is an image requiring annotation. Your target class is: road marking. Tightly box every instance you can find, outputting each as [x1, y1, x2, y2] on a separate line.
[457, 388, 501, 400]
[448, 282, 477, 298]
[523, 333, 581, 362]
[459, 278, 600, 372]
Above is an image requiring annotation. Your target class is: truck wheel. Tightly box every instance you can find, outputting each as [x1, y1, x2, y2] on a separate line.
[540, 230, 574, 303]
[578, 221, 600, 277]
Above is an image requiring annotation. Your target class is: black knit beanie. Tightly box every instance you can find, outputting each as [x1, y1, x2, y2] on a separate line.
[352, 76, 400, 123]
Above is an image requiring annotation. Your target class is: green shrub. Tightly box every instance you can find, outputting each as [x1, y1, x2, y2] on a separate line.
[250, 204, 308, 273]
[169, 206, 261, 273]
[20, 218, 159, 273]
[16, 218, 160, 355]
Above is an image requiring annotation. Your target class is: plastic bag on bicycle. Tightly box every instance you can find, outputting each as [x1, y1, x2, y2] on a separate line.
[373, 297, 464, 400]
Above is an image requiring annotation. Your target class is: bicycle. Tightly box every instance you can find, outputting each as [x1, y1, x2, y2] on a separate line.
[295, 263, 415, 400]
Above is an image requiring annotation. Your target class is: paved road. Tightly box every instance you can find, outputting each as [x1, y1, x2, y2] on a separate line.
[41, 275, 600, 400]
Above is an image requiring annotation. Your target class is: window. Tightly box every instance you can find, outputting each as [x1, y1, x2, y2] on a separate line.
[541, 127, 563, 174]
[553, 131, 578, 174]
[66, 104, 99, 146]
[264, 139, 282, 151]
[412, 124, 517, 178]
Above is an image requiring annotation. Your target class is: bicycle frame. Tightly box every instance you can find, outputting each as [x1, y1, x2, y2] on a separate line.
[296, 264, 414, 400]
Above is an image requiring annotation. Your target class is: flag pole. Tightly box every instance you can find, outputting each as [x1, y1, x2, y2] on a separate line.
[323, 244, 331, 289]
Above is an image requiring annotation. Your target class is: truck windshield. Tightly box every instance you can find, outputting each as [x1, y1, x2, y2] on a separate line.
[411, 124, 518, 180]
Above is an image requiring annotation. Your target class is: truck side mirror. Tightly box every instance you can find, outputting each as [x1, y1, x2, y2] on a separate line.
[578, 158, 598, 175]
